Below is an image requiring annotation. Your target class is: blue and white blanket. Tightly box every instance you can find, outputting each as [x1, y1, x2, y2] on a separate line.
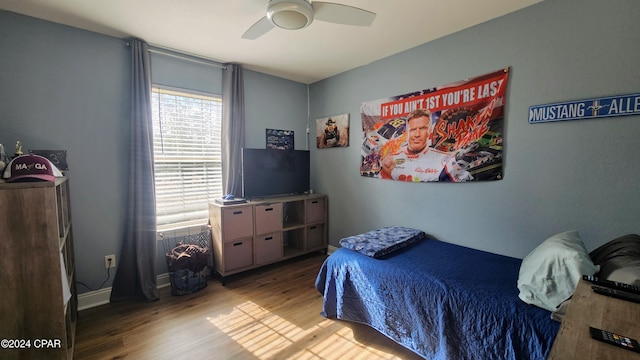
[339, 226, 425, 258]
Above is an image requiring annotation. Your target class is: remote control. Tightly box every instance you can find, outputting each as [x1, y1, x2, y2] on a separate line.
[592, 285, 640, 304]
[589, 326, 640, 353]
[583, 275, 640, 295]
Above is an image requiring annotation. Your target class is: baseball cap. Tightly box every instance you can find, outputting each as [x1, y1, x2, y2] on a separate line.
[2, 154, 64, 182]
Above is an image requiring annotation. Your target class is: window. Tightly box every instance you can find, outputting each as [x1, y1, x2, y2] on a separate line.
[151, 87, 223, 231]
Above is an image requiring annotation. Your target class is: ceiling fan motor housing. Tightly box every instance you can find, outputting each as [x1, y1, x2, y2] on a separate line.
[267, 0, 314, 30]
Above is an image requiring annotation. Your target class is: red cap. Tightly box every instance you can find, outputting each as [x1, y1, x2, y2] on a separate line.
[3, 154, 64, 182]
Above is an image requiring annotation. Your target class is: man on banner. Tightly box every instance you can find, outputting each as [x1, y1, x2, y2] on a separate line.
[380, 108, 472, 182]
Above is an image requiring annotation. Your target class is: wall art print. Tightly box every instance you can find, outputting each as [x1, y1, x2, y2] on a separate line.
[266, 129, 294, 150]
[360, 68, 509, 182]
[316, 113, 349, 149]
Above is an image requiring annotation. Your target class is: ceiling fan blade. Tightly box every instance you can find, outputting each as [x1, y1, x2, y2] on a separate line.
[312, 2, 376, 26]
[242, 16, 275, 40]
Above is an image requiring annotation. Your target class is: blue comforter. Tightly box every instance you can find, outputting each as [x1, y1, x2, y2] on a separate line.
[315, 237, 559, 359]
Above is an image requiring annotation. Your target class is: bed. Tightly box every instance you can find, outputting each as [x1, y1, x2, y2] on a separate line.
[315, 228, 560, 359]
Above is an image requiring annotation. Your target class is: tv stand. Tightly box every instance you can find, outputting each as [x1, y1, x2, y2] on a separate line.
[209, 193, 327, 284]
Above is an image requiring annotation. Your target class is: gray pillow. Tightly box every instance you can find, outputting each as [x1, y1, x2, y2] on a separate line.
[590, 234, 640, 286]
[517, 230, 599, 312]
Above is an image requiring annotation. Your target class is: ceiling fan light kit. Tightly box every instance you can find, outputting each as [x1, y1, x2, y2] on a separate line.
[267, 0, 314, 30]
[242, 0, 376, 40]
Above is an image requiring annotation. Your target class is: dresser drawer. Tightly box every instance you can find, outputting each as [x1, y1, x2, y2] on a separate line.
[255, 232, 282, 265]
[305, 198, 325, 223]
[255, 203, 283, 234]
[307, 224, 325, 249]
[222, 205, 253, 239]
[223, 237, 253, 271]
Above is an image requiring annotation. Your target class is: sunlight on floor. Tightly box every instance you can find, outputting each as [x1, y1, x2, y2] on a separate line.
[207, 300, 396, 359]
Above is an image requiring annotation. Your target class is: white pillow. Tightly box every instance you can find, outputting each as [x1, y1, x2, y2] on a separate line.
[517, 230, 599, 311]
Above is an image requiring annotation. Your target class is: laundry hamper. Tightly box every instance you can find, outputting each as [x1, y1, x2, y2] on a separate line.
[162, 227, 212, 295]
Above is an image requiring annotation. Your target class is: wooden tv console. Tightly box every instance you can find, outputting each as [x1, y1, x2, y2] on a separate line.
[208, 194, 327, 283]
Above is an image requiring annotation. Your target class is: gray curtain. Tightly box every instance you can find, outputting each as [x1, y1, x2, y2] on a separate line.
[110, 38, 159, 302]
[222, 63, 245, 196]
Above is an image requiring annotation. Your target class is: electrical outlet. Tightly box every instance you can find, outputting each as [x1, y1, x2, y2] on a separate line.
[104, 255, 116, 269]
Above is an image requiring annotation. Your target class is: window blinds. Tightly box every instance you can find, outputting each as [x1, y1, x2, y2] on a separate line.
[152, 87, 223, 231]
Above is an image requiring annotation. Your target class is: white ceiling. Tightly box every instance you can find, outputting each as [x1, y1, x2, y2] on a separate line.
[0, 0, 543, 84]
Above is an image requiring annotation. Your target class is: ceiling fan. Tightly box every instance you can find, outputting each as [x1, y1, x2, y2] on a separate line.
[242, 0, 376, 40]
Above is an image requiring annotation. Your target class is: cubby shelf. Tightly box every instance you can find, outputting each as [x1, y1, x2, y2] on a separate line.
[0, 177, 77, 359]
[209, 194, 327, 283]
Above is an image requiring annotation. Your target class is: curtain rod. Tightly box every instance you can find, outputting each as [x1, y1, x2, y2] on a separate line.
[149, 47, 228, 69]
[126, 41, 227, 69]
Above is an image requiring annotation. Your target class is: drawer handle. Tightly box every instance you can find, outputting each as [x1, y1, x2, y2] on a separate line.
[265, 236, 273, 241]
[310, 226, 317, 230]
[265, 208, 273, 212]
[311, 200, 318, 204]
[233, 242, 243, 246]
[233, 211, 243, 215]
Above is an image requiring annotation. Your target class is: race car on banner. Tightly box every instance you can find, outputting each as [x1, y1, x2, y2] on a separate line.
[360, 68, 509, 182]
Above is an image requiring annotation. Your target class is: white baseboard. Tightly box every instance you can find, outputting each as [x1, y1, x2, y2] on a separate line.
[77, 287, 111, 311]
[157, 273, 171, 288]
[77, 273, 172, 311]
[327, 244, 338, 254]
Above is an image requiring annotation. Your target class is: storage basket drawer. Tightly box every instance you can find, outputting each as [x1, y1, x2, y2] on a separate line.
[223, 237, 253, 271]
[305, 198, 325, 223]
[222, 206, 253, 239]
[255, 203, 283, 234]
[255, 232, 283, 265]
[307, 224, 325, 249]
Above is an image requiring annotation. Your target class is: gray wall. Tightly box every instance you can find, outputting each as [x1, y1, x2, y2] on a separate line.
[309, 0, 640, 258]
[244, 70, 309, 150]
[0, 10, 307, 293]
[0, 11, 130, 294]
[1, 0, 639, 295]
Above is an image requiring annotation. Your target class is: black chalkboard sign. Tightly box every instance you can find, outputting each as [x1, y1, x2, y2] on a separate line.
[29, 150, 69, 170]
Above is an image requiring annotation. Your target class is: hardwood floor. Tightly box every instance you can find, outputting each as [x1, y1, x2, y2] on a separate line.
[74, 253, 423, 360]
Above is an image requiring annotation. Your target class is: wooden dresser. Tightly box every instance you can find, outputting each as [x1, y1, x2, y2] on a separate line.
[0, 177, 77, 360]
[548, 278, 640, 359]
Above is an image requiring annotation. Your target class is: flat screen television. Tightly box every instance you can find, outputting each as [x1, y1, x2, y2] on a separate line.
[241, 148, 310, 199]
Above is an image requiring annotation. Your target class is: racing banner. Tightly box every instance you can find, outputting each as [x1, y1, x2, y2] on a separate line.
[360, 68, 509, 182]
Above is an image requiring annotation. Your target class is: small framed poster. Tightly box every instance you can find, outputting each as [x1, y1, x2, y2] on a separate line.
[316, 113, 349, 149]
[30, 150, 69, 170]
[266, 129, 294, 150]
